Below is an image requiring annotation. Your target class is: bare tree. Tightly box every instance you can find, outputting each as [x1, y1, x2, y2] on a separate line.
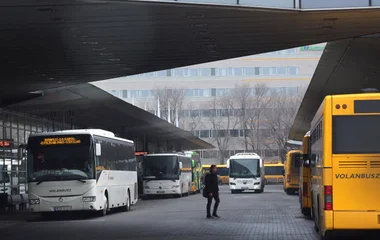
[242, 84, 272, 154]
[208, 95, 239, 164]
[232, 83, 253, 151]
[263, 87, 306, 162]
[180, 102, 203, 132]
[152, 87, 186, 125]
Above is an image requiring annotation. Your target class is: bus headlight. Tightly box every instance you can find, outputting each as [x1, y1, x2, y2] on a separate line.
[82, 196, 96, 202]
[29, 199, 40, 205]
[171, 185, 179, 188]
[230, 182, 236, 185]
[254, 182, 260, 185]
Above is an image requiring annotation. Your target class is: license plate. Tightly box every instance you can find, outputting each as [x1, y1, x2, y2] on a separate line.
[54, 206, 72, 211]
[157, 191, 165, 194]
[241, 187, 249, 190]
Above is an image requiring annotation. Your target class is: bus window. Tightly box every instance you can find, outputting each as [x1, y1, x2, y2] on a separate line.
[217, 167, 228, 176]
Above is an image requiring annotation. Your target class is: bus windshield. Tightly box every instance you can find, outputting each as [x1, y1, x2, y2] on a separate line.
[265, 166, 283, 175]
[217, 167, 228, 176]
[0, 165, 10, 183]
[230, 159, 260, 178]
[142, 156, 179, 180]
[333, 115, 380, 154]
[27, 135, 94, 182]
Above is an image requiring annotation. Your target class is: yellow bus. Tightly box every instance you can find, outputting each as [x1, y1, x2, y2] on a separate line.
[283, 150, 302, 195]
[264, 162, 284, 184]
[299, 131, 311, 217]
[201, 164, 229, 185]
[310, 92, 380, 239]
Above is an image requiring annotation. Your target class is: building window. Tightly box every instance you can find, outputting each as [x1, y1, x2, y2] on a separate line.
[122, 90, 128, 98]
[216, 68, 227, 76]
[287, 66, 298, 75]
[200, 130, 210, 138]
[156, 70, 167, 77]
[244, 67, 254, 76]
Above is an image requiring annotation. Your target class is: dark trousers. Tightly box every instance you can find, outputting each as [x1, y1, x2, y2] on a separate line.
[207, 192, 220, 216]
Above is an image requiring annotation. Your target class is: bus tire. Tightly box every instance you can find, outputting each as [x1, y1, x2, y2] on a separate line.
[99, 194, 108, 217]
[124, 191, 131, 212]
[301, 207, 311, 217]
[231, 190, 237, 194]
[320, 230, 334, 240]
[285, 189, 293, 195]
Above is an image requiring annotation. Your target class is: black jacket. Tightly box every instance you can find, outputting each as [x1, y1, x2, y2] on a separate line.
[205, 172, 219, 194]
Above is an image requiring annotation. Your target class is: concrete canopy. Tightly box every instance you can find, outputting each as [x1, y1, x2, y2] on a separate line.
[289, 35, 380, 141]
[7, 83, 215, 150]
[3, 1, 380, 104]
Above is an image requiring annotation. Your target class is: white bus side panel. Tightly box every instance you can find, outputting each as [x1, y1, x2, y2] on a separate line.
[97, 170, 138, 206]
[180, 172, 192, 194]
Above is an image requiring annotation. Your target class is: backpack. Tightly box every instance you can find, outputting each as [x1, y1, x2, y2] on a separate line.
[202, 173, 208, 198]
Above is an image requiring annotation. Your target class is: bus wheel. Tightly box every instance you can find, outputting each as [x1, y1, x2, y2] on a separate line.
[124, 192, 131, 212]
[285, 189, 292, 195]
[320, 230, 333, 240]
[100, 195, 108, 217]
[301, 208, 311, 217]
[231, 190, 237, 194]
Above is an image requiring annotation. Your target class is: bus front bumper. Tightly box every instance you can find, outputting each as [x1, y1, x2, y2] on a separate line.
[230, 183, 261, 191]
[143, 188, 181, 195]
[28, 194, 101, 213]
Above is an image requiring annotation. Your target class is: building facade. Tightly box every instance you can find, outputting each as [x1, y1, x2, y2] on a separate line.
[93, 44, 326, 164]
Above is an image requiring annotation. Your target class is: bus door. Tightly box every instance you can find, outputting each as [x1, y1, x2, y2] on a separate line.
[290, 153, 301, 187]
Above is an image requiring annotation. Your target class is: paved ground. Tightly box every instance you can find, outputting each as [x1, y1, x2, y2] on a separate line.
[0, 185, 377, 239]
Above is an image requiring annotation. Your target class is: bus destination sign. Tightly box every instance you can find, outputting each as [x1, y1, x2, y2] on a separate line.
[40, 137, 81, 146]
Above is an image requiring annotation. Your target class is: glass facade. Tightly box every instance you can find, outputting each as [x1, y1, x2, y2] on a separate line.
[112, 87, 299, 99]
[128, 66, 299, 79]
[0, 109, 73, 196]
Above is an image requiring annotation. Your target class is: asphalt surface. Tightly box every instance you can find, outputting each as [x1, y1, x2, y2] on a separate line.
[0, 185, 378, 240]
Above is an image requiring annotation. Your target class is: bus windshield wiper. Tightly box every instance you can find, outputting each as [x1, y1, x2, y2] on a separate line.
[76, 179, 86, 183]
[36, 181, 45, 185]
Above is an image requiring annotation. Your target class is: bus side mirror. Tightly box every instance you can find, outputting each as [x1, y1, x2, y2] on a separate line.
[18, 144, 27, 160]
[310, 154, 316, 166]
[95, 143, 101, 156]
[179, 162, 183, 169]
[282, 169, 285, 176]
[302, 154, 310, 166]
[226, 159, 230, 168]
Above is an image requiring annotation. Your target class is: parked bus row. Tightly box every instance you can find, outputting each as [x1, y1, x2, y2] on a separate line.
[287, 91, 380, 239]
[16, 129, 207, 218]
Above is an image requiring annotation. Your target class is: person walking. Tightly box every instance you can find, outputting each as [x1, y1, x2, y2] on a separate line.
[204, 164, 220, 219]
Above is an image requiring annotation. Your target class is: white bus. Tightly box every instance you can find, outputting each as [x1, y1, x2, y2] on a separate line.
[25, 129, 138, 216]
[227, 152, 265, 194]
[142, 153, 192, 197]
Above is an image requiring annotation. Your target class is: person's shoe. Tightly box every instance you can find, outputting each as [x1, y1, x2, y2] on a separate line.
[212, 214, 220, 218]
[207, 215, 213, 219]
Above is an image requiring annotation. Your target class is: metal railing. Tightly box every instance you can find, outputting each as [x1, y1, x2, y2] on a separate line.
[0, 193, 28, 213]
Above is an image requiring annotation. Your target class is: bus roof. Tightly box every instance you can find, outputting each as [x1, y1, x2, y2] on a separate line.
[202, 164, 227, 167]
[230, 152, 261, 159]
[264, 163, 284, 167]
[29, 129, 134, 144]
[287, 149, 302, 155]
[145, 153, 189, 158]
